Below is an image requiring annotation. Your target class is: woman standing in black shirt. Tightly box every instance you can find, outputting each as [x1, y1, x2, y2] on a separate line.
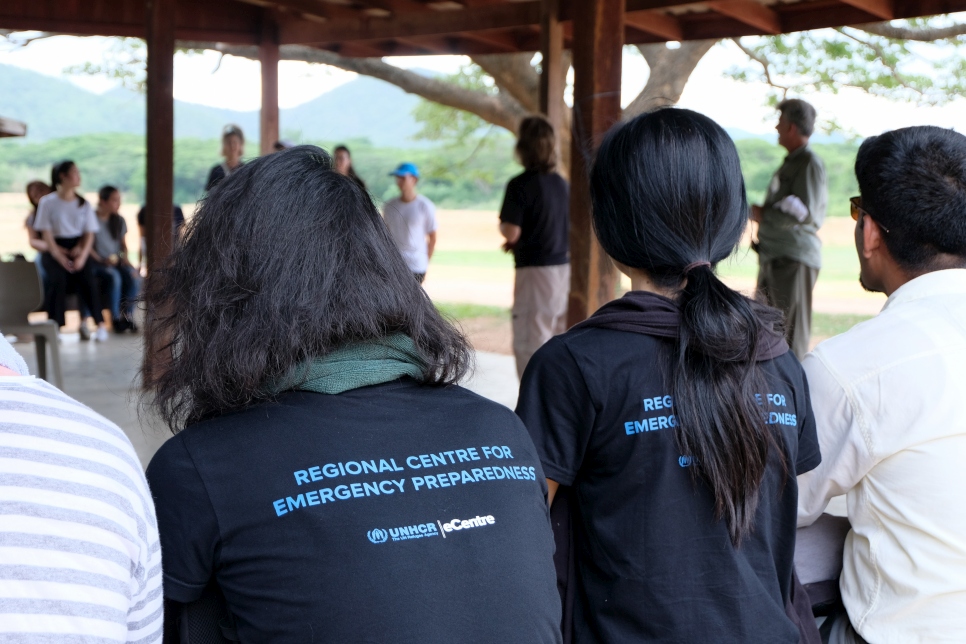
[499, 116, 570, 378]
[517, 109, 821, 643]
[144, 145, 561, 643]
[205, 124, 245, 191]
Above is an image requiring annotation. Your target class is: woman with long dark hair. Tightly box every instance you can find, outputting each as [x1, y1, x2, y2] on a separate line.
[90, 186, 141, 332]
[517, 109, 821, 642]
[334, 144, 367, 191]
[33, 161, 109, 341]
[143, 146, 561, 642]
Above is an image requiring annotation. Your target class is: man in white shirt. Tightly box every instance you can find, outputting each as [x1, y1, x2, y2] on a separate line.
[798, 126, 966, 644]
[0, 335, 163, 642]
[383, 163, 437, 283]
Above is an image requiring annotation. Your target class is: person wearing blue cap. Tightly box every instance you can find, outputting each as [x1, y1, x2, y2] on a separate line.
[383, 162, 437, 283]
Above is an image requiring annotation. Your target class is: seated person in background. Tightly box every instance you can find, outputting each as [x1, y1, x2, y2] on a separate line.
[143, 145, 561, 643]
[383, 162, 437, 284]
[798, 126, 966, 644]
[34, 160, 109, 342]
[0, 335, 162, 642]
[91, 186, 141, 332]
[24, 180, 54, 290]
[516, 108, 821, 643]
[136, 203, 185, 272]
[205, 124, 245, 192]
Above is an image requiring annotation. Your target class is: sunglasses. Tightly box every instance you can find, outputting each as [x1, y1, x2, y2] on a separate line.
[850, 196, 890, 234]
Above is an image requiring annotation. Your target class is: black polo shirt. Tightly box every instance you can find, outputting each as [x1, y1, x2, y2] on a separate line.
[499, 170, 569, 268]
[147, 380, 562, 643]
[517, 328, 821, 643]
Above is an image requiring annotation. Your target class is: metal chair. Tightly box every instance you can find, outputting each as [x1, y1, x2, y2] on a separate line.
[0, 260, 63, 388]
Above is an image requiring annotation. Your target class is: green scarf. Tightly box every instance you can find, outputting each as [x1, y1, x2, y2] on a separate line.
[277, 334, 426, 395]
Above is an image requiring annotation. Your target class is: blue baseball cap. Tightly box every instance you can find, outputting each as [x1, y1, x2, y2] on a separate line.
[389, 162, 420, 178]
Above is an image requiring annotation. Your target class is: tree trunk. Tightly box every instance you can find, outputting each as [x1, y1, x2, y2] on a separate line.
[623, 40, 717, 119]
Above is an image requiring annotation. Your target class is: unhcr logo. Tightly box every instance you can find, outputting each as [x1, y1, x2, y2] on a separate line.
[367, 528, 389, 544]
[367, 522, 439, 544]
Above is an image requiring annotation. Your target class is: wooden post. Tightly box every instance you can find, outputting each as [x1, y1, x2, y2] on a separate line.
[259, 13, 280, 155]
[567, 0, 623, 327]
[145, 0, 174, 273]
[539, 0, 563, 132]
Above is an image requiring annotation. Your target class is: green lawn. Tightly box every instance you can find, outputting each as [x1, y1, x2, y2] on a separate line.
[431, 250, 514, 268]
[717, 245, 860, 282]
[436, 302, 509, 319]
[432, 244, 861, 283]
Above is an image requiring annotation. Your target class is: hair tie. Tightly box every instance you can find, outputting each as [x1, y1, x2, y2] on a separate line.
[683, 261, 711, 274]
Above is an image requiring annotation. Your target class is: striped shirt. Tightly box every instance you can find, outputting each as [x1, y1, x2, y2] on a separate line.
[0, 376, 163, 642]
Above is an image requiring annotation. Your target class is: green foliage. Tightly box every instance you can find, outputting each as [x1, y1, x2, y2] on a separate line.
[61, 37, 205, 94]
[735, 139, 859, 218]
[0, 133, 862, 213]
[0, 132, 520, 209]
[730, 22, 966, 108]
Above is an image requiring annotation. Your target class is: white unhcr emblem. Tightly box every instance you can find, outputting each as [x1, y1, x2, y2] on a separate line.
[367, 528, 389, 544]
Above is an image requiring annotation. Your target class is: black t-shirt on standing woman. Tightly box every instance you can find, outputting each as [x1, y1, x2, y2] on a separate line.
[147, 379, 562, 643]
[516, 299, 821, 643]
[499, 170, 570, 268]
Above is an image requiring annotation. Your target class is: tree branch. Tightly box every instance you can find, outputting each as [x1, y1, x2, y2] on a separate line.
[835, 28, 924, 97]
[469, 52, 540, 113]
[856, 20, 966, 41]
[179, 41, 530, 133]
[729, 37, 789, 97]
[623, 40, 716, 118]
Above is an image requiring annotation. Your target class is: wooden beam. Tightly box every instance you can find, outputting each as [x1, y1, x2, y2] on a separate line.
[457, 28, 522, 52]
[838, 0, 895, 19]
[624, 10, 683, 40]
[540, 0, 564, 134]
[707, 0, 782, 34]
[568, 0, 622, 326]
[145, 0, 175, 275]
[260, 13, 280, 155]
[280, 1, 541, 44]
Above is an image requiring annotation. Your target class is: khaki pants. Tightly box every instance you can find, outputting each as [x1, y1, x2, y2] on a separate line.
[512, 264, 570, 379]
[757, 257, 818, 360]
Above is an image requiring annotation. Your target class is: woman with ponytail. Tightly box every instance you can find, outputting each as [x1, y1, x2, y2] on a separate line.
[33, 160, 109, 341]
[516, 108, 821, 643]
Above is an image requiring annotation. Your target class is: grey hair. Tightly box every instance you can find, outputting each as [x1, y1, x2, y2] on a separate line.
[777, 99, 816, 137]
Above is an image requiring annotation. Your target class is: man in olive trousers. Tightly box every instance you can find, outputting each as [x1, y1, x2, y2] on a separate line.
[751, 99, 828, 359]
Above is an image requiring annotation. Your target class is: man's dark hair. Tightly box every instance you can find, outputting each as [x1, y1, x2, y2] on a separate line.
[777, 99, 816, 137]
[592, 108, 785, 545]
[856, 126, 966, 272]
[515, 116, 556, 173]
[142, 145, 471, 432]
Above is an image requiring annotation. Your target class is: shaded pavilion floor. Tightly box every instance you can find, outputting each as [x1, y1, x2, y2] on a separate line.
[11, 332, 519, 469]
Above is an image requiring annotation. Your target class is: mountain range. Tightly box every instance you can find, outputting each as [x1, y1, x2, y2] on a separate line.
[0, 63, 842, 146]
[0, 63, 426, 147]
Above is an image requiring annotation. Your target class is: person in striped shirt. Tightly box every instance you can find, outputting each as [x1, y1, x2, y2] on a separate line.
[0, 335, 163, 642]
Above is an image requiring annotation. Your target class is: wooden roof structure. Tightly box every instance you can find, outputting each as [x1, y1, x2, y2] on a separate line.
[2, 0, 962, 56]
[0, 116, 27, 138]
[1, 0, 960, 323]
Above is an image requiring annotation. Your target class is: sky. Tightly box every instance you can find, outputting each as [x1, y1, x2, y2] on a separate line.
[1, 32, 965, 138]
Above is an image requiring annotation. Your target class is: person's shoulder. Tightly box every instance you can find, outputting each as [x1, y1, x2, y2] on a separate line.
[0, 378, 145, 480]
[417, 194, 437, 210]
[802, 145, 826, 168]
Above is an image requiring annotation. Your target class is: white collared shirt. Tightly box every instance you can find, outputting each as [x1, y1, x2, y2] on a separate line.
[799, 269, 966, 644]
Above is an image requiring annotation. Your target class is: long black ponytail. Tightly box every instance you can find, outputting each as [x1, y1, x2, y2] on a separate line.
[591, 108, 785, 544]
